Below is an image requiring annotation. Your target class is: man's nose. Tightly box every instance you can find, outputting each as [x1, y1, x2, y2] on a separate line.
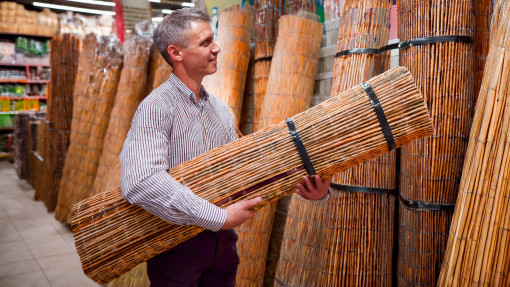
[212, 41, 221, 54]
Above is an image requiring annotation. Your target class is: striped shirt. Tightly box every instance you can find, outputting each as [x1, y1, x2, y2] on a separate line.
[120, 73, 237, 232]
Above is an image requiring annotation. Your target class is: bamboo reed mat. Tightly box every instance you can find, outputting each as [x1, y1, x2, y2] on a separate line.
[71, 67, 433, 284]
[202, 4, 255, 126]
[274, 2, 393, 286]
[151, 55, 172, 89]
[54, 35, 123, 224]
[143, 43, 162, 99]
[397, 0, 475, 285]
[91, 36, 152, 196]
[239, 47, 255, 135]
[103, 263, 149, 287]
[42, 33, 81, 211]
[235, 12, 323, 286]
[13, 112, 33, 180]
[474, 0, 495, 102]
[438, 1, 510, 285]
[29, 113, 50, 201]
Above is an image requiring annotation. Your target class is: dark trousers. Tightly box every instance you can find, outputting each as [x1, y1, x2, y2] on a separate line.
[147, 229, 239, 287]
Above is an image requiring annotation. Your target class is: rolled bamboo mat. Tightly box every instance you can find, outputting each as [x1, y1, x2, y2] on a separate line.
[438, 1, 510, 285]
[30, 114, 50, 201]
[235, 12, 323, 286]
[103, 263, 149, 287]
[285, 0, 316, 15]
[239, 47, 255, 135]
[13, 112, 33, 180]
[151, 52, 172, 90]
[397, 0, 474, 285]
[71, 66, 434, 284]
[275, 2, 393, 286]
[91, 36, 152, 197]
[143, 43, 161, 97]
[202, 4, 255, 126]
[474, 0, 495, 102]
[42, 33, 81, 211]
[54, 35, 123, 224]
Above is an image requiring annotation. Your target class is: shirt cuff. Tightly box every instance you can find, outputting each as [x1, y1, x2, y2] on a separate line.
[319, 188, 331, 201]
[190, 198, 227, 232]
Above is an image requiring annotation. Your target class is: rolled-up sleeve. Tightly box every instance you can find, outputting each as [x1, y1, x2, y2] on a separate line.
[120, 101, 226, 232]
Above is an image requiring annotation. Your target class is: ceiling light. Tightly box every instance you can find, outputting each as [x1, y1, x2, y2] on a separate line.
[181, 2, 194, 7]
[149, 0, 161, 2]
[152, 17, 164, 22]
[162, 9, 173, 14]
[33, 2, 115, 15]
[64, 0, 115, 6]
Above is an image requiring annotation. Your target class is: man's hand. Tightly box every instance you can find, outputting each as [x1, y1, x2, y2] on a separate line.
[295, 175, 331, 201]
[221, 197, 262, 230]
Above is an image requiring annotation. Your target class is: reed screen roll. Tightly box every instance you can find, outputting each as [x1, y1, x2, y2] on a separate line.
[202, 4, 255, 126]
[274, 1, 394, 286]
[397, 0, 474, 285]
[71, 66, 433, 284]
[235, 13, 323, 286]
[42, 34, 81, 211]
[55, 35, 123, 224]
[438, 0, 510, 285]
[91, 36, 152, 197]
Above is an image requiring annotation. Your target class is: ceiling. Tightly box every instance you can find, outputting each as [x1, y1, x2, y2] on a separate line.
[15, 0, 192, 18]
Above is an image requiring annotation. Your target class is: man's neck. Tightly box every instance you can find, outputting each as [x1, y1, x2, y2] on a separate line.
[173, 69, 203, 101]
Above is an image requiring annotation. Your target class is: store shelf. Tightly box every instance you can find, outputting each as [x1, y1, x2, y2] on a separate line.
[0, 62, 50, 67]
[0, 96, 47, 100]
[0, 31, 54, 39]
[0, 152, 12, 159]
[0, 127, 13, 131]
[0, 79, 49, 84]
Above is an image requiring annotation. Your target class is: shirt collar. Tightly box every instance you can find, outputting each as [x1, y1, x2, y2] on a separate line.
[168, 73, 210, 103]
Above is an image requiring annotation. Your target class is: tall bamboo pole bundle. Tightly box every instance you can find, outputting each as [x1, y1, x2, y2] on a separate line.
[234, 12, 323, 286]
[202, 4, 255, 126]
[71, 67, 433, 284]
[438, 0, 510, 285]
[474, 0, 495, 102]
[91, 36, 152, 197]
[55, 36, 123, 224]
[397, 0, 474, 285]
[42, 33, 81, 211]
[252, 0, 282, 132]
[273, 1, 393, 286]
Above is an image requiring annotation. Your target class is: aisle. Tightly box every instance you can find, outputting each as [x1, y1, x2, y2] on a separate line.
[0, 160, 97, 287]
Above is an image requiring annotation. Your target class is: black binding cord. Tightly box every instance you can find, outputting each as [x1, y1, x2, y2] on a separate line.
[285, 118, 316, 176]
[254, 56, 273, 63]
[398, 193, 456, 211]
[362, 81, 396, 151]
[335, 35, 473, 58]
[330, 182, 396, 195]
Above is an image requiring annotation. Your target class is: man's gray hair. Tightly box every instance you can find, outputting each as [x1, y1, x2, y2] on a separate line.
[154, 8, 211, 66]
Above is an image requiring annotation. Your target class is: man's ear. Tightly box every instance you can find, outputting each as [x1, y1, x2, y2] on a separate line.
[167, 45, 182, 62]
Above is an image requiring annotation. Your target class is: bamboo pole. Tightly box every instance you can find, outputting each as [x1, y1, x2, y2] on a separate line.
[235, 12, 323, 286]
[71, 66, 434, 284]
[438, 0, 510, 285]
[474, 0, 495, 103]
[397, 0, 474, 285]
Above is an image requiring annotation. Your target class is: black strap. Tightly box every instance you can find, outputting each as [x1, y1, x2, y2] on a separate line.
[254, 56, 273, 63]
[335, 35, 473, 58]
[285, 118, 316, 176]
[330, 182, 395, 195]
[398, 193, 456, 211]
[362, 81, 396, 151]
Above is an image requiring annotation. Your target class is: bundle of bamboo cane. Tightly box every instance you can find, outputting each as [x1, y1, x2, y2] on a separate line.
[13, 112, 33, 180]
[151, 55, 172, 90]
[91, 36, 152, 197]
[235, 12, 323, 286]
[42, 33, 81, 211]
[71, 66, 434, 284]
[143, 44, 162, 97]
[202, 4, 255, 126]
[252, 0, 282, 133]
[438, 0, 510, 285]
[31, 115, 51, 201]
[54, 35, 123, 224]
[275, 1, 394, 286]
[397, 0, 474, 285]
[474, 0, 495, 101]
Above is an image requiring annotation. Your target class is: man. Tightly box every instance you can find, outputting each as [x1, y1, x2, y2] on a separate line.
[120, 8, 331, 287]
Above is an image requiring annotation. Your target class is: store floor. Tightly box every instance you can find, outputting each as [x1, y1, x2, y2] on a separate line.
[0, 160, 97, 287]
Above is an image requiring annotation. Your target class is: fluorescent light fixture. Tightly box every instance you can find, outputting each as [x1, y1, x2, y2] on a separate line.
[162, 9, 173, 14]
[181, 2, 194, 7]
[64, 0, 115, 6]
[33, 2, 115, 15]
[149, 0, 161, 2]
[152, 17, 164, 22]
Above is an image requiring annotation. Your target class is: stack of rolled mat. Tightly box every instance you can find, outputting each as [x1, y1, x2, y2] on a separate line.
[71, 66, 433, 284]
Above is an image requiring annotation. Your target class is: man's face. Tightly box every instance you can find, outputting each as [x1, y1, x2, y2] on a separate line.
[180, 21, 220, 78]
